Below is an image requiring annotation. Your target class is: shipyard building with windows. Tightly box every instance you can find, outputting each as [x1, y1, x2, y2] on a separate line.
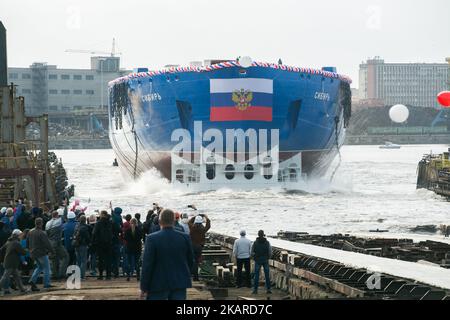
[7, 56, 130, 118]
[358, 57, 449, 108]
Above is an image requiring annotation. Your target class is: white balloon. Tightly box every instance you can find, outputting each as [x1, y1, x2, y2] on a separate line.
[239, 56, 253, 68]
[389, 104, 409, 123]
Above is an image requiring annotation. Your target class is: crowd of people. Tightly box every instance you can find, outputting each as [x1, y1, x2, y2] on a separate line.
[0, 199, 272, 299]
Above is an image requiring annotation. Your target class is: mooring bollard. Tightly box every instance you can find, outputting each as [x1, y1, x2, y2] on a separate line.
[280, 251, 289, 263]
[223, 268, 231, 283]
[216, 266, 224, 278]
[232, 265, 238, 277]
[221, 268, 229, 279]
[288, 254, 296, 265]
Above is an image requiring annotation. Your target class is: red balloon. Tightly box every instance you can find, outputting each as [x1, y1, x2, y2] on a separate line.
[437, 91, 450, 107]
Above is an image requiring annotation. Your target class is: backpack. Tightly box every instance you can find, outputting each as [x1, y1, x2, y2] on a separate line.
[71, 225, 81, 248]
[96, 220, 112, 246]
[17, 212, 29, 230]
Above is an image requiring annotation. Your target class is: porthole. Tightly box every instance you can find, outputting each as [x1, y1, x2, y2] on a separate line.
[244, 164, 254, 180]
[225, 164, 235, 180]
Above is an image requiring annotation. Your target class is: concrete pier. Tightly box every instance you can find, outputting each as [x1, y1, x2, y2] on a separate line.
[345, 134, 450, 145]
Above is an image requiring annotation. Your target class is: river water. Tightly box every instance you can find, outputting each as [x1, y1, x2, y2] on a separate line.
[54, 145, 450, 238]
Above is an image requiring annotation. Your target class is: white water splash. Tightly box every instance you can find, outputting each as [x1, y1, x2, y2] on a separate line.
[54, 145, 450, 238]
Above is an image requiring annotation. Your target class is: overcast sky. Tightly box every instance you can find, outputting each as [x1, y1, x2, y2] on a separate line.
[1, 0, 449, 87]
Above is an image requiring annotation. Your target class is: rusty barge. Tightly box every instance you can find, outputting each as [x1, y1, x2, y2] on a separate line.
[0, 21, 73, 208]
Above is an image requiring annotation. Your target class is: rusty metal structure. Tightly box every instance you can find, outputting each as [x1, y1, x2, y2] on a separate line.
[417, 150, 450, 199]
[0, 21, 73, 208]
[209, 232, 450, 300]
[273, 231, 450, 267]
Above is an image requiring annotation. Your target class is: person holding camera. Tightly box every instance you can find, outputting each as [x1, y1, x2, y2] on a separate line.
[72, 215, 91, 280]
[188, 213, 210, 281]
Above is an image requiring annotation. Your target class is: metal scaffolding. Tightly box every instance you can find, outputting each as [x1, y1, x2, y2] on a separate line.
[30, 62, 48, 116]
[0, 21, 73, 209]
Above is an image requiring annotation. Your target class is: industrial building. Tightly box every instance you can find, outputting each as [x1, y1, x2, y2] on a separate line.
[358, 57, 449, 108]
[7, 56, 131, 129]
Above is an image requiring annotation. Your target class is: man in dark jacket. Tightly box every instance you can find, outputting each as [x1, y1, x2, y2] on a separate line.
[0, 221, 10, 249]
[188, 214, 211, 281]
[28, 218, 54, 291]
[124, 218, 143, 281]
[110, 207, 123, 278]
[111, 206, 123, 229]
[31, 207, 49, 227]
[140, 209, 193, 300]
[17, 208, 34, 231]
[45, 210, 69, 279]
[0, 229, 27, 294]
[251, 230, 272, 294]
[92, 211, 113, 280]
[134, 213, 143, 232]
[150, 215, 160, 234]
[74, 215, 91, 280]
[63, 211, 77, 265]
[0, 221, 10, 287]
[142, 211, 153, 239]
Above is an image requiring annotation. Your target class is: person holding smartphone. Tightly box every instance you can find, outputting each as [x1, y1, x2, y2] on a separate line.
[188, 214, 211, 281]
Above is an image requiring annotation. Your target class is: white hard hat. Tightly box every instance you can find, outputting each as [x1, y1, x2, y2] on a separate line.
[194, 215, 203, 224]
[0, 207, 6, 214]
[57, 208, 64, 216]
[68, 211, 76, 219]
[12, 229, 22, 236]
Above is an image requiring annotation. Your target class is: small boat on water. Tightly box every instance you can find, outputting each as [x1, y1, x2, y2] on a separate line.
[379, 141, 401, 149]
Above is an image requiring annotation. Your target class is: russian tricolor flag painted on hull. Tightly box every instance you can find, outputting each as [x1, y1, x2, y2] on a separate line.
[210, 78, 273, 122]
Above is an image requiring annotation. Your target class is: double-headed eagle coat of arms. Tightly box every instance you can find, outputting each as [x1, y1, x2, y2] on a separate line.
[232, 89, 253, 111]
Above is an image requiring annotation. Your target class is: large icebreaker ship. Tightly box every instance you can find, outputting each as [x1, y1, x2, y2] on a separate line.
[108, 59, 351, 190]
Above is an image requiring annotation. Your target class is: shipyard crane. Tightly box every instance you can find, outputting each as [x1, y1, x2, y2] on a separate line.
[65, 38, 122, 56]
[65, 38, 121, 124]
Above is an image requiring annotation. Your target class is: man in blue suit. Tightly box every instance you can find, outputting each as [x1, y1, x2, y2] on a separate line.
[140, 208, 193, 300]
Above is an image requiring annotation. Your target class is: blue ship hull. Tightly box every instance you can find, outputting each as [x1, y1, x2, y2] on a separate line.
[108, 62, 352, 180]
